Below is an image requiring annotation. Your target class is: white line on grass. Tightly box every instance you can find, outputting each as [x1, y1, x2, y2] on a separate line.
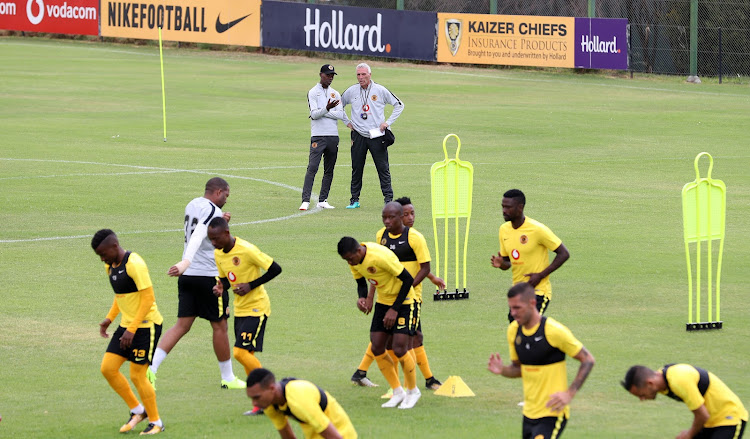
[4, 155, 750, 182]
[0, 158, 322, 243]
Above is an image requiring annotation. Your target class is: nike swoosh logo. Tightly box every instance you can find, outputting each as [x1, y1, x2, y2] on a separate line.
[534, 336, 543, 342]
[397, 325, 406, 329]
[215, 13, 252, 33]
[242, 341, 253, 346]
[118, 270, 125, 274]
[135, 357, 145, 362]
[398, 241, 406, 244]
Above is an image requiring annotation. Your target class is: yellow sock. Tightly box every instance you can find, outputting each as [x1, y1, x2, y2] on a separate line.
[414, 345, 434, 380]
[399, 352, 417, 390]
[387, 349, 399, 378]
[233, 347, 262, 376]
[374, 352, 401, 389]
[100, 353, 139, 409]
[130, 363, 159, 423]
[357, 343, 375, 372]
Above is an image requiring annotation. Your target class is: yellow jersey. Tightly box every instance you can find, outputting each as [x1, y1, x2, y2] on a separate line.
[660, 364, 748, 428]
[104, 251, 163, 331]
[214, 237, 274, 317]
[266, 378, 357, 439]
[499, 217, 562, 299]
[376, 226, 431, 302]
[507, 316, 583, 419]
[349, 242, 414, 306]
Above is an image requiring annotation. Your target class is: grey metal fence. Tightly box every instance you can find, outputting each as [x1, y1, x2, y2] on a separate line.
[292, 0, 750, 78]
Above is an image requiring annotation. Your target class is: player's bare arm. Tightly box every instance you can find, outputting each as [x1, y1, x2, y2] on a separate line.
[677, 405, 710, 439]
[364, 284, 375, 314]
[278, 422, 296, 439]
[413, 262, 430, 287]
[427, 273, 446, 291]
[525, 243, 570, 286]
[320, 422, 344, 439]
[491, 253, 511, 270]
[547, 346, 595, 412]
[487, 353, 522, 378]
[119, 330, 135, 349]
[233, 283, 251, 296]
[383, 308, 398, 329]
[99, 318, 112, 338]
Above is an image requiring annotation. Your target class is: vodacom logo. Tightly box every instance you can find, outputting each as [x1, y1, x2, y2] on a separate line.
[27, 0, 43, 25]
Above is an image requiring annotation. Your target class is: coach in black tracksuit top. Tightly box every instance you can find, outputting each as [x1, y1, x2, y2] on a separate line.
[341, 62, 404, 208]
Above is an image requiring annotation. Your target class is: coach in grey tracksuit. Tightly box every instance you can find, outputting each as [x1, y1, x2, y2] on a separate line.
[341, 62, 404, 208]
[300, 64, 351, 211]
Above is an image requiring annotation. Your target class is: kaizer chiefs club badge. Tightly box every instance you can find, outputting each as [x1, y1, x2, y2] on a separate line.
[381, 238, 387, 245]
[445, 19, 462, 56]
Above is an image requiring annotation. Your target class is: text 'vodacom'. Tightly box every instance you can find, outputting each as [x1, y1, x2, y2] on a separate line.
[107, 2, 207, 32]
[304, 8, 386, 53]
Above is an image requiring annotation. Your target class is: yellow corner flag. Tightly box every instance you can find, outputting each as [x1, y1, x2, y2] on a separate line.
[434, 376, 475, 397]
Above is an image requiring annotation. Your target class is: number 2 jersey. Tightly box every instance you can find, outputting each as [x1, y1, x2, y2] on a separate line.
[183, 196, 224, 277]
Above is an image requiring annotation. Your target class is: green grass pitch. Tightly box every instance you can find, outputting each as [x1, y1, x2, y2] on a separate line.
[0, 36, 749, 438]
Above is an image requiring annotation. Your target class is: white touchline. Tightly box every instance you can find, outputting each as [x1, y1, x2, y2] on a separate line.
[0, 158, 324, 243]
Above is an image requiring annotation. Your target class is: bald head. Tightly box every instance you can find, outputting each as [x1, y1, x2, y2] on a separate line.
[383, 202, 403, 216]
[382, 202, 404, 234]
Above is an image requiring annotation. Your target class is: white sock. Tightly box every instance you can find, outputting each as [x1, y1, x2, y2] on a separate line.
[150, 348, 167, 373]
[219, 359, 235, 382]
[131, 404, 145, 415]
[152, 419, 163, 427]
[393, 386, 405, 395]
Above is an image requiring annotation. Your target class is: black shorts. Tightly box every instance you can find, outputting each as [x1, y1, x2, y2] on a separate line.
[177, 275, 229, 321]
[414, 300, 422, 333]
[522, 415, 567, 439]
[106, 324, 163, 365]
[234, 315, 268, 352]
[695, 421, 746, 439]
[508, 294, 550, 323]
[370, 302, 415, 335]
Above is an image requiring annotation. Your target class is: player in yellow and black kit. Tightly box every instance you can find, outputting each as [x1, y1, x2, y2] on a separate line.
[207, 217, 282, 416]
[491, 189, 570, 322]
[622, 364, 747, 439]
[350, 200, 442, 391]
[488, 283, 595, 439]
[246, 368, 357, 439]
[91, 229, 165, 435]
[338, 236, 421, 409]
